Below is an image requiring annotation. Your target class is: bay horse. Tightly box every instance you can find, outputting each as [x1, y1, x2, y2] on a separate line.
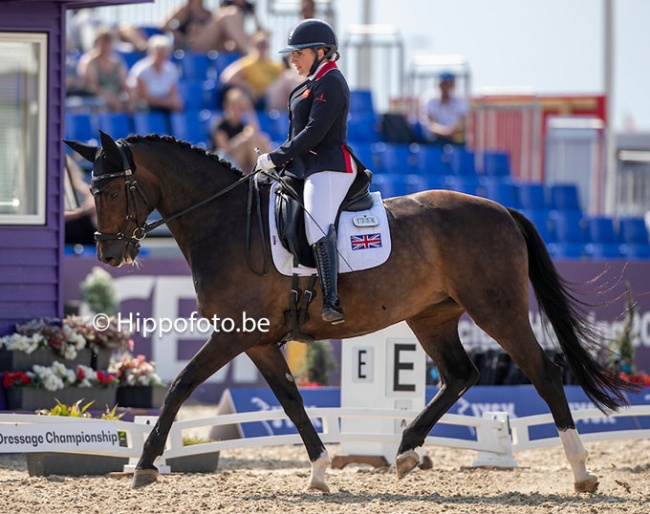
[65, 132, 636, 494]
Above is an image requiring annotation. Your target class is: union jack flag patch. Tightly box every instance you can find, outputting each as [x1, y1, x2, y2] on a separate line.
[350, 233, 382, 250]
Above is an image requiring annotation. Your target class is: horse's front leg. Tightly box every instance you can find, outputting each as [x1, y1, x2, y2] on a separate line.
[132, 331, 247, 488]
[246, 344, 330, 492]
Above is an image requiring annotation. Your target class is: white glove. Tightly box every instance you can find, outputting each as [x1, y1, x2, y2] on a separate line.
[256, 153, 275, 171]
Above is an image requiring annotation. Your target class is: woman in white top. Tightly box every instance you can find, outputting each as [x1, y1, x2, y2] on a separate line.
[128, 35, 184, 112]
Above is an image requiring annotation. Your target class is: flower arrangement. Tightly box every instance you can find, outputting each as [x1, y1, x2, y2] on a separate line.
[0, 315, 133, 358]
[37, 399, 125, 420]
[2, 362, 118, 392]
[81, 266, 118, 315]
[111, 354, 165, 387]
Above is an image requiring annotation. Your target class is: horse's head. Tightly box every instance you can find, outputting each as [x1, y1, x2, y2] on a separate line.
[65, 131, 155, 267]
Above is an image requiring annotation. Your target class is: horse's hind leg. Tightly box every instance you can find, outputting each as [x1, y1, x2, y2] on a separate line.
[396, 311, 479, 479]
[246, 343, 330, 492]
[132, 332, 246, 488]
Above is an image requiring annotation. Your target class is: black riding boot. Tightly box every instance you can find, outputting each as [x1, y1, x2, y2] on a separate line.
[312, 225, 344, 324]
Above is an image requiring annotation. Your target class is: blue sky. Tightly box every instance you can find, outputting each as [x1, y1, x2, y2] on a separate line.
[336, 0, 649, 131]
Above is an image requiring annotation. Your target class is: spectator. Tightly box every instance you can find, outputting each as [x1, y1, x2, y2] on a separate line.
[160, 0, 213, 51]
[188, 0, 261, 54]
[419, 71, 468, 145]
[210, 87, 270, 171]
[128, 35, 183, 113]
[77, 28, 134, 112]
[64, 156, 96, 245]
[68, 8, 149, 53]
[300, 0, 316, 19]
[219, 31, 284, 110]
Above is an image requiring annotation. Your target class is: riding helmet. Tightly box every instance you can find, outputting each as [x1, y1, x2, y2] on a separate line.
[279, 18, 338, 56]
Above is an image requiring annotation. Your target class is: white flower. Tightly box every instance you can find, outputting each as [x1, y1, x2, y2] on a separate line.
[0, 333, 44, 353]
[62, 344, 78, 360]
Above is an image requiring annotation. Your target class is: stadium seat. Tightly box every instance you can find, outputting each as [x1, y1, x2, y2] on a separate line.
[519, 209, 554, 244]
[348, 142, 377, 172]
[132, 111, 171, 136]
[175, 51, 216, 81]
[65, 112, 96, 142]
[585, 216, 621, 259]
[96, 112, 134, 140]
[444, 175, 482, 196]
[448, 148, 477, 176]
[214, 51, 242, 78]
[347, 112, 379, 143]
[549, 183, 581, 211]
[416, 145, 449, 175]
[518, 182, 549, 210]
[349, 89, 375, 116]
[377, 143, 416, 174]
[618, 216, 650, 259]
[548, 211, 586, 259]
[483, 178, 519, 209]
[483, 151, 512, 177]
[370, 174, 425, 198]
[170, 110, 211, 146]
[256, 110, 287, 142]
[116, 50, 145, 70]
[178, 80, 217, 111]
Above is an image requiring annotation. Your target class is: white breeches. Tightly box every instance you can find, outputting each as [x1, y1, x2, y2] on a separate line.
[303, 161, 358, 245]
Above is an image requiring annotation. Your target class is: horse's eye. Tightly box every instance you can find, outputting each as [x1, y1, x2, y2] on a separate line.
[109, 191, 120, 199]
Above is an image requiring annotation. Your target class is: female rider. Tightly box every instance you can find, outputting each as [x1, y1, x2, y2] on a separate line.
[256, 19, 358, 325]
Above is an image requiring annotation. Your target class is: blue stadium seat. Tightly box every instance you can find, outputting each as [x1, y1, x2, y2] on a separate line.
[370, 174, 425, 198]
[348, 142, 376, 172]
[175, 51, 216, 81]
[214, 51, 242, 78]
[116, 50, 145, 70]
[347, 113, 379, 143]
[96, 112, 134, 140]
[65, 112, 96, 142]
[444, 175, 481, 196]
[484, 178, 519, 209]
[349, 89, 375, 116]
[178, 80, 217, 111]
[483, 151, 512, 177]
[549, 183, 581, 212]
[138, 25, 165, 38]
[132, 111, 171, 136]
[518, 182, 549, 210]
[585, 217, 622, 259]
[170, 110, 211, 146]
[377, 143, 416, 175]
[415, 145, 449, 175]
[548, 211, 586, 259]
[519, 209, 554, 244]
[256, 110, 288, 141]
[618, 216, 650, 259]
[449, 148, 477, 176]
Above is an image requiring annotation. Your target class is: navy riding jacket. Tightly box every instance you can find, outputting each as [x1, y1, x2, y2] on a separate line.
[268, 61, 356, 179]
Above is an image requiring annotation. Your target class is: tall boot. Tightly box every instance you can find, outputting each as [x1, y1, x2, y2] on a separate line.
[312, 224, 344, 324]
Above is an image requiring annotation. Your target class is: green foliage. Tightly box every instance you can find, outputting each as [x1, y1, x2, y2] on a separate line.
[611, 282, 636, 373]
[38, 399, 94, 418]
[182, 435, 215, 446]
[306, 340, 338, 385]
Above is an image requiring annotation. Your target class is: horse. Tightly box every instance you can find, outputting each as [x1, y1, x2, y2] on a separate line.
[65, 131, 637, 494]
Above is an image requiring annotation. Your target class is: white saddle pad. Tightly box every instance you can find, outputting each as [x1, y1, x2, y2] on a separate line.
[268, 184, 392, 277]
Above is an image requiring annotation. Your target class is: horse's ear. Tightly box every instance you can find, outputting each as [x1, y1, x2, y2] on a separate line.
[64, 140, 98, 163]
[99, 130, 123, 168]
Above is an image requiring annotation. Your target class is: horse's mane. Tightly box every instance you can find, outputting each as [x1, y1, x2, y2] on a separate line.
[123, 134, 244, 177]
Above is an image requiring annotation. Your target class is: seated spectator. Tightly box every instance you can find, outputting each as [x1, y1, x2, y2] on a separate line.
[128, 35, 183, 113]
[265, 55, 304, 112]
[77, 28, 134, 112]
[210, 87, 270, 171]
[160, 0, 213, 51]
[64, 156, 96, 245]
[219, 31, 284, 110]
[419, 71, 468, 145]
[188, 0, 261, 54]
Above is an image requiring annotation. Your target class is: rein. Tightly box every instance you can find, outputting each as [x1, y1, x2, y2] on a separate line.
[92, 140, 258, 250]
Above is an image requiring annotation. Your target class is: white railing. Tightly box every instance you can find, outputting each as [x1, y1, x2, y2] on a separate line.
[2, 406, 649, 471]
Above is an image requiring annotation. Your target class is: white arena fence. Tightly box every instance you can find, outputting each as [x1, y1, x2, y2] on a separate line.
[1, 405, 649, 471]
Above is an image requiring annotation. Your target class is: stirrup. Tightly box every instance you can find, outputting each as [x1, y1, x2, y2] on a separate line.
[322, 303, 344, 324]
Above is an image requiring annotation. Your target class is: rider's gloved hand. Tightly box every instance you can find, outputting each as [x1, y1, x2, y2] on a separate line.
[256, 153, 275, 171]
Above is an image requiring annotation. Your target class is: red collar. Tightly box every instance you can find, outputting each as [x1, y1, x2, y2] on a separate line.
[314, 61, 338, 81]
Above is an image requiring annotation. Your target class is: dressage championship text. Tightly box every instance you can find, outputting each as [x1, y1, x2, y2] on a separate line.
[0, 430, 119, 448]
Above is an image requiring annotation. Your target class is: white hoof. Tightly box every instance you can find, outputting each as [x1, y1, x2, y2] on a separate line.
[575, 473, 599, 493]
[395, 450, 419, 479]
[305, 450, 330, 493]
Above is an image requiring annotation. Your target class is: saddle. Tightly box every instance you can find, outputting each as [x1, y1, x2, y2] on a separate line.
[274, 167, 374, 268]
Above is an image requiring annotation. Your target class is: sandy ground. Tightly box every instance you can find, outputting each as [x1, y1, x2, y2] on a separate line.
[0, 405, 648, 514]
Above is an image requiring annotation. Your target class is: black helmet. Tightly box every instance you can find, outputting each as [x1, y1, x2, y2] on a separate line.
[279, 19, 338, 56]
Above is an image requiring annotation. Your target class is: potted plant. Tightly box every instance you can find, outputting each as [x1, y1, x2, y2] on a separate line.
[112, 354, 167, 408]
[3, 361, 118, 411]
[26, 400, 129, 477]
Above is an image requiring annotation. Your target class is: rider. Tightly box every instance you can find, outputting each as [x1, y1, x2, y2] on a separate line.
[256, 19, 357, 325]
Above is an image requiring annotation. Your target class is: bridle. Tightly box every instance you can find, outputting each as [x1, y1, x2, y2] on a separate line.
[91, 140, 255, 249]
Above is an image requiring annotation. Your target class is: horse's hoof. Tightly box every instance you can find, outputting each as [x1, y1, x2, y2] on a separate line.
[305, 481, 330, 493]
[574, 474, 599, 493]
[131, 468, 159, 489]
[395, 450, 419, 479]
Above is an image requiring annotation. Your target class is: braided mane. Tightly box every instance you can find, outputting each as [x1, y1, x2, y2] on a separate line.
[123, 134, 244, 176]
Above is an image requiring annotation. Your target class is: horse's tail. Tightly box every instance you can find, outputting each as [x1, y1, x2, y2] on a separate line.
[508, 208, 639, 412]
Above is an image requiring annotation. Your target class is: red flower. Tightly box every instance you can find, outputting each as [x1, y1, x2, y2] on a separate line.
[76, 366, 85, 381]
[2, 371, 31, 388]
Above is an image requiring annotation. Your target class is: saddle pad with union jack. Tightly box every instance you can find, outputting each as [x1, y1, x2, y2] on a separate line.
[268, 188, 392, 277]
